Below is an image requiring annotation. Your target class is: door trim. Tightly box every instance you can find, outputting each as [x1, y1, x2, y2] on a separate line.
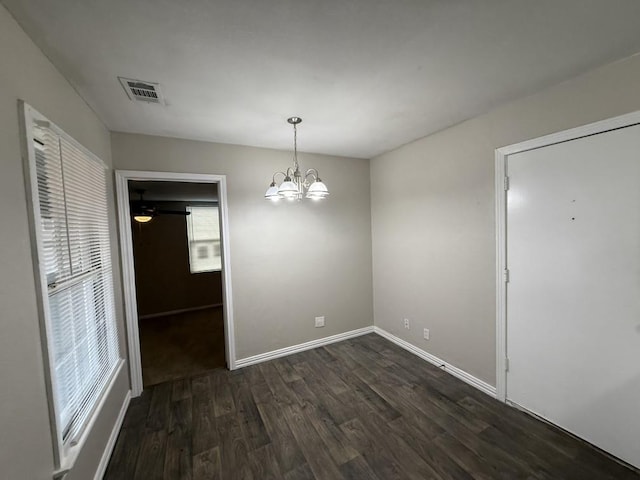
[115, 170, 236, 397]
[494, 110, 640, 402]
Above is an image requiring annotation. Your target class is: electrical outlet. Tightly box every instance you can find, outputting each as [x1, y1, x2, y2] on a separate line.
[423, 328, 430, 340]
[404, 318, 410, 329]
[315, 316, 325, 328]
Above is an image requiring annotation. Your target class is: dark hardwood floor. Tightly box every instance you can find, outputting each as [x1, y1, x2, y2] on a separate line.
[139, 306, 226, 387]
[104, 334, 639, 480]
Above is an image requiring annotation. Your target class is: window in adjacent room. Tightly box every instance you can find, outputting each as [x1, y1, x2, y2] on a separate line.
[186, 205, 221, 273]
[22, 104, 121, 470]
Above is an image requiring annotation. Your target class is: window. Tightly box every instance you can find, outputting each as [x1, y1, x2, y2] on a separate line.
[186, 205, 221, 273]
[24, 105, 120, 467]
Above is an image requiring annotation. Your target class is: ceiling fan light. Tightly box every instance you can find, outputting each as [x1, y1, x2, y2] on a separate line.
[133, 214, 153, 223]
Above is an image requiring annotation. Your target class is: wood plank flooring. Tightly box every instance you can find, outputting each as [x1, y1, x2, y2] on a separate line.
[139, 306, 225, 387]
[104, 334, 639, 480]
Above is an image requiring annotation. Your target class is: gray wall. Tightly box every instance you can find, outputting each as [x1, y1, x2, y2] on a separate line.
[370, 53, 640, 386]
[111, 133, 373, 360]
[0, 5, 129, 479]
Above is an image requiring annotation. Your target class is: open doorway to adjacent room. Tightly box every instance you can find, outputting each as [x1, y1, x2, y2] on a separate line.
[129, 180, 224, 386]
[115, 171, 235, 396]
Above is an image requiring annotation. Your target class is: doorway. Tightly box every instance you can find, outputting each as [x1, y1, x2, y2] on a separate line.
[115, 171, 235, 396]
[130, 180, 224, 386]
[495, 113, 640, 470]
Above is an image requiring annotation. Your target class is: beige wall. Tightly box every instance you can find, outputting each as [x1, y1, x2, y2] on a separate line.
[370, 53, 640, 386]
[131, 206, 223, 316]
[111, 133, 373, 360]
[0, 5, 129, 479]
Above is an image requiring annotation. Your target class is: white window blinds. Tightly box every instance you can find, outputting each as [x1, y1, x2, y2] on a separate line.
[186, 206, 221, 273]
[31, 120, 120, 450]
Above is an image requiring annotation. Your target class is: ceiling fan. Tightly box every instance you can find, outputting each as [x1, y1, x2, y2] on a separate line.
[130, 189, 190, 223]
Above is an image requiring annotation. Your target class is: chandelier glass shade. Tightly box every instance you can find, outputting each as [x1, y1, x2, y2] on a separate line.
[265, 117, 329, 202]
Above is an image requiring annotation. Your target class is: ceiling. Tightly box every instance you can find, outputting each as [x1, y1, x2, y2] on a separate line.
[128, 181, 218, 202]
[5, 0, 640, 159]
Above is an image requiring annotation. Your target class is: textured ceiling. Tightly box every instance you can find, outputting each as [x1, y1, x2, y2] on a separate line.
[4, 0, 640, 158]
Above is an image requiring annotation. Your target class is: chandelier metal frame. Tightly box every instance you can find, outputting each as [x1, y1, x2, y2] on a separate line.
[264, 117, 329, 201]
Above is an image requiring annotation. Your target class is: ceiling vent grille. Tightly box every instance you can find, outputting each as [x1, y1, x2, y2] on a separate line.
[118, 77, 164, 105]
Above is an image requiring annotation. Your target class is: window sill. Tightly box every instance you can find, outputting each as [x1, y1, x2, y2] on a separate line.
[52, 358, 125, 479]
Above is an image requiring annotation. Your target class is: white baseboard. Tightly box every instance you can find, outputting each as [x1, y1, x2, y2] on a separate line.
[94, 390, 131, 480]
[138, 303, 222, 320]
[373, 326, 496, 398]
[235, 326, 374, 368]
[233, 324, 496, 399]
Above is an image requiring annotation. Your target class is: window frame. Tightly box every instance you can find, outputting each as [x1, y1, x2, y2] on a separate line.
[20, 102, 124, 472]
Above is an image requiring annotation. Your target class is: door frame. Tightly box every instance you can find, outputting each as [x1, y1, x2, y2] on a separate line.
[115, 170, 236, 397]
[494, 110, 640, 402]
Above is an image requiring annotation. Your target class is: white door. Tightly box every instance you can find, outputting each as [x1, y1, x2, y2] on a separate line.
[506, 123, 640, 469]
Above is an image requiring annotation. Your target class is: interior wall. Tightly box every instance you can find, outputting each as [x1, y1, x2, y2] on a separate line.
[131, 203, 223, 317]
[0, 5, 129, 480]
[111, 133, 373, 360]
[370, 52, 640, 386]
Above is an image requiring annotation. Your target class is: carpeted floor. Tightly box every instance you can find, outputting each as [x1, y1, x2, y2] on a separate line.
[138, 306, 226, 387]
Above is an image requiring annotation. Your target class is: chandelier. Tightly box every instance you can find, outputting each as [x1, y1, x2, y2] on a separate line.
[264, 117, 329, 201]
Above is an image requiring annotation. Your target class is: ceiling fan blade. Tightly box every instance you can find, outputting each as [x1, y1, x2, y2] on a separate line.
[156, 209, 191, 216]
[131, 205, 156, 215]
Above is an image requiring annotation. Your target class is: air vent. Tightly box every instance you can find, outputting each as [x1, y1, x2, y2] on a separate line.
[118, 77, 164, 105]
